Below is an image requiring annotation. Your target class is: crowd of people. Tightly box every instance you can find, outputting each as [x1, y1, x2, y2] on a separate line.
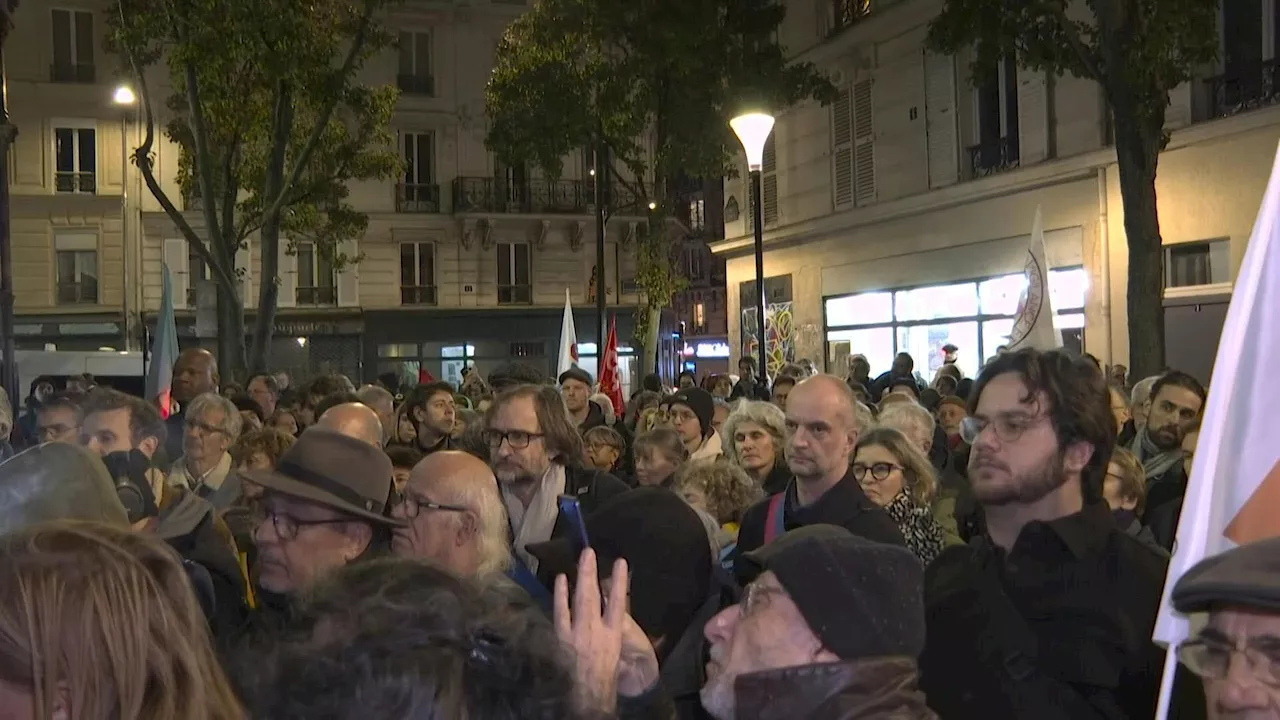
[0, 341, 1269, 719]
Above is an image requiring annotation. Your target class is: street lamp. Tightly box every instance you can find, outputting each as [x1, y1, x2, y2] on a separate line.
[730, 110, 775, 389]
[114, 85, 136, 350]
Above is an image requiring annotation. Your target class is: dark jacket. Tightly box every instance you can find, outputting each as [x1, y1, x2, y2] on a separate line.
[417, 433, 454, 456]
[660, 568, 740, 720]
[761, 463, 791, 497]
[577, 401, 608, 432]
[736, 470, 906, 556]
[164, 409, 186, 464]
[155, 486, 249, 640]
[530, 465, 631, 587]
[919, 502, 1202, 720]
[732, 657, 937, 720]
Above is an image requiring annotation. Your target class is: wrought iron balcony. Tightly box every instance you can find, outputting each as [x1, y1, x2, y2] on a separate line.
[396, 183, 442, 212]
[397, 74, 435, 96]
[400, 285, 438, 305]
[450, 177, 647, 215]
[50, 62, 95, 84]
[54, 172, 96, 194]
[1207, 60, 1280, 119]
[966, 136, 1020, 179]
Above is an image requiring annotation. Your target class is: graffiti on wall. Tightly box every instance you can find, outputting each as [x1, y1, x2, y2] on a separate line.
[741, 302, 795, 377]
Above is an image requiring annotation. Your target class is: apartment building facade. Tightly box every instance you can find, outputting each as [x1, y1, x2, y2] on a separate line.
[9, 0, 661, 386]
[715, 0, 1277, 384]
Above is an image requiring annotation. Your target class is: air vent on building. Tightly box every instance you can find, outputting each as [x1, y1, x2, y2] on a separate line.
[463, 284, 474, 293]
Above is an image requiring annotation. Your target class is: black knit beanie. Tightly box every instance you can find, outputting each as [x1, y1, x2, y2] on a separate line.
[664, 388, 714, 438]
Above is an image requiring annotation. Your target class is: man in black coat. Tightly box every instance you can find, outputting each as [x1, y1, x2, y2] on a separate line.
[736, 375, 903, 555]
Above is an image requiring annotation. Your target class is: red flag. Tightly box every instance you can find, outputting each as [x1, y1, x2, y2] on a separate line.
[599, 316, 625, 415]
[417, 367, 435, 385]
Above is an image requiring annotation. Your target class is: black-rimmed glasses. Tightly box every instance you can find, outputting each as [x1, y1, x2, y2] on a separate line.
[482, 429, 545, 449]
[851, 462, 904, 484]
[260, 510, 349, 541]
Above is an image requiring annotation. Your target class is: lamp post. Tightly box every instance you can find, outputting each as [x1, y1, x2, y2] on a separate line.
[730, 110, 775, 388]
[0, 42, 17, 416]
[113, 85, 136, 351]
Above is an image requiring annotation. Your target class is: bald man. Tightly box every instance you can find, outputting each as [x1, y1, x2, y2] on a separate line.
[734, 374, 904, 555]
[166, 348, 221, 460]
[389, 451, 512, 580]
[357, 385, 395, 445]
[316, 403, 384, 447]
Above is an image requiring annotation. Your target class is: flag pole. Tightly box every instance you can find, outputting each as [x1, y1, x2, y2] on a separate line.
[1154, 646, 1179, 719]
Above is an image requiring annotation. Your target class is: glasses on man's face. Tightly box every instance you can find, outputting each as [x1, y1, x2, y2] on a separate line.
[669, 409, 697, 424]
[260, 510, 349, 542]
[482, 429, 545, 450]
[851, 462, 903, 484]
[1178, 634, 1280, 686]
[186, 419, 227, 436]
[959, 413, 1047, 445]
[399, 492, 469, 520]
[741, 581, 786, 616]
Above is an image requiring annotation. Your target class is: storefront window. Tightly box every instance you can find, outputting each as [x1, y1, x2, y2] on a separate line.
[825, 292, 893, 327]
[894, 283, 979, 322]
[827, 327, 894, 378]
[896, 322, 979, 378]
[978, 275, 1026, 316]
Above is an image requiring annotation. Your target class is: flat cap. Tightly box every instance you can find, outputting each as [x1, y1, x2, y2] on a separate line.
[1173, 536, 1280, 614]
[0, 443, 129, 534]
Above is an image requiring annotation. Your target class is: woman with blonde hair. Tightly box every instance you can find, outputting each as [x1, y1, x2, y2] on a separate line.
[721, 400, 791, 495]
[0, 522, 244, 719]
[852, 427, 947, 565]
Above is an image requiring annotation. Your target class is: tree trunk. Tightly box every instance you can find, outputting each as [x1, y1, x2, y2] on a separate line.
[249, 228, 282, 374]
[1112, 110, 1166, 380]
[216, 290, 247, 383]
[640, 304, 661, 380]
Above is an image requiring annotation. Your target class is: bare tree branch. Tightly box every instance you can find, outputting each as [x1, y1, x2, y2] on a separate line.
[1051, 0, 1104, 83]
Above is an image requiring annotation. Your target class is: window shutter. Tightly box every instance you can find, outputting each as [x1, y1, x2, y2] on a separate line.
[337, 238, 359, 307]
[277, 239, 297, 308]
[852, 79, 875, 205]
[163, 238, 189, 310]
[925, 52, 959, 189]
[1017, 67, 1049, 164]
[236, 240, 253, 308]
[831, 87, 854, 208]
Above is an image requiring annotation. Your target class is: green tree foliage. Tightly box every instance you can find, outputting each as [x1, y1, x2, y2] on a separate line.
[927, 0, 1217, 378]
[485, 0, 834, 371]
[110, 0, 401, 378]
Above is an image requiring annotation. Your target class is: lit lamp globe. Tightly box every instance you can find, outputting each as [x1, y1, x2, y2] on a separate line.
[730, 112, 775, 171]
[113, 86, 137, 105]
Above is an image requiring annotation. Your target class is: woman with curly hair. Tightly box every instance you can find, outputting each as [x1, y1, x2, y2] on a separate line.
[672, 458, 763, 536]
[0, 522, 243, 719]
[721, 400, 791, 495]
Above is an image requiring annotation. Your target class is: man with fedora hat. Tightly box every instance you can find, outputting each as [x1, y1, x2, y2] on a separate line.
[244, 427, 404, 602]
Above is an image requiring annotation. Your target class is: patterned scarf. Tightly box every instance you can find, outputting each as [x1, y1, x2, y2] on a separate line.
[1129, 428, 1184, 482]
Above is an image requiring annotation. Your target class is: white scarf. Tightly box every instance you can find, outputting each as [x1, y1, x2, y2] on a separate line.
[503, 464, 567, 573]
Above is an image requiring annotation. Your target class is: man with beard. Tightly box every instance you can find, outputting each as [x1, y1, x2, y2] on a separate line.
[919, 348, 1198, 719]
[484, 384, 628, 583]
[1127, 371, 1205, 548]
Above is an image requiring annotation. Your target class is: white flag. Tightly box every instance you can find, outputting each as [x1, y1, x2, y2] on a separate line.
[557, 288, 579, 377]
[1005, 207, 1063, 352]
[1152, 142, 1280, 718]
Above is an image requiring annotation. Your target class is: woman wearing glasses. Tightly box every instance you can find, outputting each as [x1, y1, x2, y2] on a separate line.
[851, 427, 947, 565]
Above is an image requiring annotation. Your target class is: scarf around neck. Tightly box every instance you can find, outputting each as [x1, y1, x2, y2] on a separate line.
[1129, 428, 1184, 482]
[503, 464, 567, 574]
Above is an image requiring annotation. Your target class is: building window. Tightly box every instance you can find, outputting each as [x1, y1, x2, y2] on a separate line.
[497, 242, 532, 304]
[1209, 0, 1280, 115]
[397, 31, 434, 95]
[693, 301, 707, 332]
[1165, 239, 1231, 288]
[296, 241, 336, 305]
[54, 123, 96, 194]
[400, 242, 437, 305]
[55, 232, 98, 305]
[689, 198, 706, 231]
[187, 246, 213, 307]
[51, 9, 95, 83]
[969, 55, 1020, 177]
[398, 132, 438, 212]
[824, 268, 1087, 379]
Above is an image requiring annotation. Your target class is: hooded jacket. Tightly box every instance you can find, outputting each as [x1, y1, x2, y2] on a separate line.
[732, 657, 937, 720]
[154, 486, 249, 639]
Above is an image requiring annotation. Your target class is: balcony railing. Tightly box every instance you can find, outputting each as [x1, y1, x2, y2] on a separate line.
[397, 73, 435, 96]
[50, 62, 95, 84]
[498, 284, 532, 305]
[296, 286, 337, 305]
[452, 177, 645, 215]
[396, 183, 442, 212]
[967, 136, 1020, 179]
[400, 285, 438, 305]
[57, 281, 98, 305]
[54, 172, 96, 194]
[1207, 60, 1280, 119]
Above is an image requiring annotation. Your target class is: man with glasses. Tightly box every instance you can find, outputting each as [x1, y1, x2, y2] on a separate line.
[34, 391, 84, 444]
[391, 450, 512, 581]
[663, 388, 723, 462]
[171, 392, 242, 509]
[484, 384, 628, 578]
[244, 428, 403, 610]
[920, 348, 1185, 719]
[1172, 535, 1280, 717]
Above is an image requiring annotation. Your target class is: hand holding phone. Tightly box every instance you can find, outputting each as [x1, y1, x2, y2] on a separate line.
[558, 494, 590, 557]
